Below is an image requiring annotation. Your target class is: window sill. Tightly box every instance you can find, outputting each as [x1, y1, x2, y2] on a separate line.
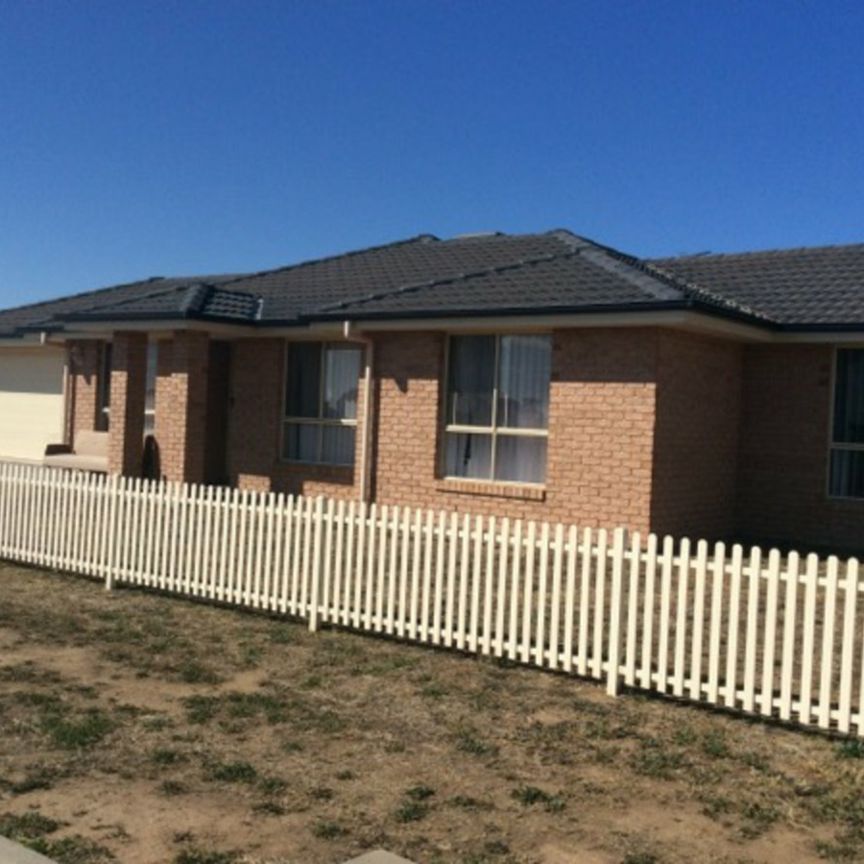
[435, 477, 546, 502]
[276, 460, 355, 479]
[826, 494, 864, 505]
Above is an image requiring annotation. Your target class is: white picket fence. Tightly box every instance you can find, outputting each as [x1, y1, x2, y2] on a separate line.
[1, 460, 863, 737]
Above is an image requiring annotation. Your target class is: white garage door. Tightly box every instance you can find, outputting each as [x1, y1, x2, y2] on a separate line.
[0, 347, 65, 461]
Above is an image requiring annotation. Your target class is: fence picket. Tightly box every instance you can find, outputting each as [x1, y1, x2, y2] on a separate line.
[536, 522, 550, 668]
[778, 551, 800, 721]
[548, 523, 564, 670]
[420, 509, 434, 641]
[657, 536, 674, 694]
[818, 556, 839, 729]
[363, 503, 377, 631]
[468, 514, 483, 653]
[639, 534, 658, 690]
[690, 540, 708, 702]
[838, 558, 859, 734]
[321, 497, 335, 624]
[799, 553, 819, 725]
[624, 531, 641, 687]
[433, 511, 446, 645]
[508, 520, 523, 661]
[578, 527, 592, 676]
[562, 525, 577, 673]
[742, 546, 762, 714]
[458, 513, 473, 651]
[591, 529, 608, 680]
[332, 499, 346, 623]
[445, 512, 459, 648]
[606, 527, 625, 696]
[707, 541, 726, 704]
[338, 499, 352, 624]
[397, 506, 411, 638]
[494, 518, 510, 658]
[760, 549, 781, 717]
[522, 521, 537, 665]
[479, 516, 495, 657]
[673, 537, 691, 698]
[724, 544, 744, 709]
[352, 502, 366, 629]
[385, 505, 400, 634]
[408, 508, 422, 640]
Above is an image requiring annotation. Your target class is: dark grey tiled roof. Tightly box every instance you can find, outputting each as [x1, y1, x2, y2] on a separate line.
[315, 248, 687, 319]
[1, 231, 863, 336]
[650, 243, 864, 328]
[0, 274, 244, 336]
[60, 281, 260, 323]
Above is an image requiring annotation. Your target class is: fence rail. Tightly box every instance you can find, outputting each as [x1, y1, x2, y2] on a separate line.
[1, 461, 862, 737]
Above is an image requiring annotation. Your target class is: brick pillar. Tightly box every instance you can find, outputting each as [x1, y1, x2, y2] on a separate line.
[68, 340, 101, 441]
[155, 331, 210, 484]
[108, 332, 148, 476]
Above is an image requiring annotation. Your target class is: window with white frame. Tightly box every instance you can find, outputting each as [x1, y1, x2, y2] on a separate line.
[96, 343, 112, 431]
[283, 342, 362, 466]
[143, 342, 158, 437]
[443, 334, 551, 484]
[830, 348, 864, 499]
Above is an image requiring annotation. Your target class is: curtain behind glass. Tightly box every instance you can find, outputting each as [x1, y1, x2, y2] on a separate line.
[323, 346, 361, 420]
[495, 435, 547, 483]
[448, 336, 495, 426]
[285, 343, 321, 418]
[497, 335, 551, 429]
[834, 350, 864, 444]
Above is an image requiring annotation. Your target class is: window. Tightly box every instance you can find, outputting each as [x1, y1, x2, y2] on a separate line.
[96, 343, 112, 431]
[144, 342, 158, 437]
[283, 342, 363, 466]
[830, 349, 864, 499]
[443, 334, 551, 484]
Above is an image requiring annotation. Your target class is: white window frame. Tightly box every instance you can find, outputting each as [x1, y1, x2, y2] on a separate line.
[441, 332, 550, 486]
[97, 342, 112, 432]
[143, 341, 158, 438]
[827, 346, 864, 501]
[282, 341, 360, 467]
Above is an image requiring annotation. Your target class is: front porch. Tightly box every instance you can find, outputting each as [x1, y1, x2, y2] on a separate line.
[66, 331, 232, 485]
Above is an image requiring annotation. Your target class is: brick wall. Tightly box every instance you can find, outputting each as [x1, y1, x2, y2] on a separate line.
[372, 329, 658, 532]
[651, 330, 743, 540]
[154, 332, 210, 483]
[736, 344, 864, 553]
[75, 327, 864, 553]
[108, 332, 147, 475]
[68, 339, 103, 439]
[226, 338, 363, 498]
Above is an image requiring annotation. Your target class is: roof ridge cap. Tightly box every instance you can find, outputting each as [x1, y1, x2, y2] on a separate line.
[557, 232, 771, 322]
[217, 233, 441, 288]
[0, 276, 166, 320]
[642, 260, 770, 321]
[312, 250, 577, 316]
[48, 277, 215, 321]
[650, 240, 864, 262]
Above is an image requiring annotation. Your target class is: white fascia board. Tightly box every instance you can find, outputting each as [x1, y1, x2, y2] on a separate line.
[0, 334, 59, 349]
[319, 310, 774, 342]
[45, 320, 257, 339]
[18, 311, 864, 346]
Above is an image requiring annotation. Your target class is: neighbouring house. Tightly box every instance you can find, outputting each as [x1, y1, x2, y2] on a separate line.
[0, 229, 862, 553]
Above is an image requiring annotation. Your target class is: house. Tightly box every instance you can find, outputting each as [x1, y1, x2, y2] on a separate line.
[0, 229, 862, 553]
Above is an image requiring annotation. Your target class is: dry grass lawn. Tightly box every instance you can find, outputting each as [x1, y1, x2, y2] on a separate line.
[1, 563, 864, 864]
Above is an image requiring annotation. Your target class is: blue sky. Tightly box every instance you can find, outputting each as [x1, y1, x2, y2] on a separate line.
[1, 0, 862, 308]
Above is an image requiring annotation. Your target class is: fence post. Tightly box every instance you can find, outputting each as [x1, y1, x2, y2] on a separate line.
[606, 527, 627, 697]
[308, 496, 324, 633]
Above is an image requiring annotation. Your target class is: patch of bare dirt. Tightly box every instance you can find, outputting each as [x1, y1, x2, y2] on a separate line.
[0, 563, 861, 864]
